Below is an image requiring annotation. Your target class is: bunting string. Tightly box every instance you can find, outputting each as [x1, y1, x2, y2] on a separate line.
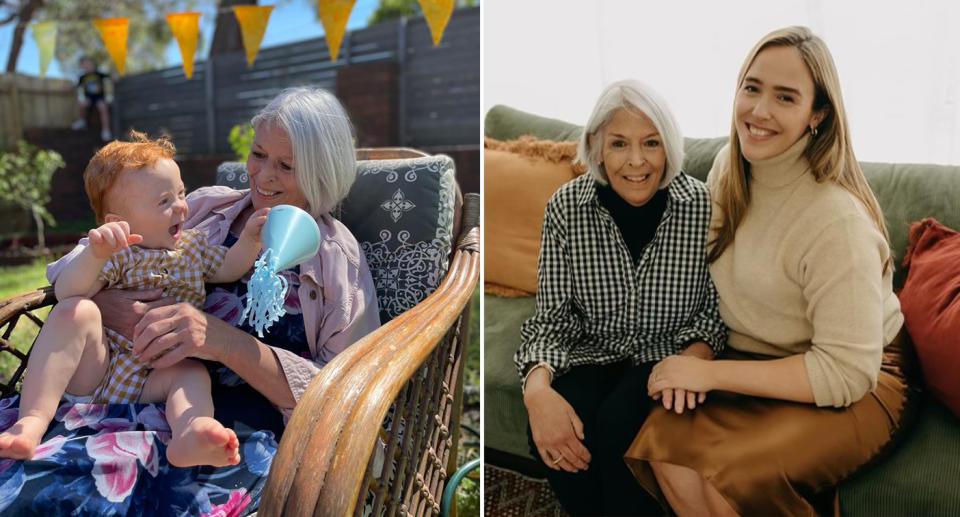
[27, 3, 460, 77]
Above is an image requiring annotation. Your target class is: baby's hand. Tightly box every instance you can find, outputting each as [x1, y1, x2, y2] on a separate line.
[88, 221, 142, 259]
[242, 207, 271, 244]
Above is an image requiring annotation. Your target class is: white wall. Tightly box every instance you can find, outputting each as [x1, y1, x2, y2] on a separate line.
[483, 0, 960, 165]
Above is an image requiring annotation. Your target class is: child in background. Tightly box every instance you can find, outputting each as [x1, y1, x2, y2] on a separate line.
[71, 56, 113, 141]
[0, 132, 269, 467]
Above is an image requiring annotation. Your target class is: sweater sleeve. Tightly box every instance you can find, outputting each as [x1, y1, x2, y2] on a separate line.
[800, 215, 887, 407]
[515, 197, 585, 378]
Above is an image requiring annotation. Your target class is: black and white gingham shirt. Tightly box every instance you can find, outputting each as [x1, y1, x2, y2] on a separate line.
[515, 172, 727, 378]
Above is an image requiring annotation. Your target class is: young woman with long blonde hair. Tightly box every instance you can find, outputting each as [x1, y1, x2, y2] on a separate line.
[624, 26, 916, 516]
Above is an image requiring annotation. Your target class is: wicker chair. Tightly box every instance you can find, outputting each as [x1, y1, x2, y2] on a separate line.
[0, 148, 480, 517]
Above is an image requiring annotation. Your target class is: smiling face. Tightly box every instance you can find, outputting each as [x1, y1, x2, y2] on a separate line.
[105, 158, 187, 249]
[598, 108, 666, 207]
[245, 122, 309, 212]
[735, 45, 826, 161]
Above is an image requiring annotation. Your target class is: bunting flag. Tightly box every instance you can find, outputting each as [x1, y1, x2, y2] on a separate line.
[92, 17, 129, 74]
[30, 21, 58, 77]
[232, 5, 274, 67]
[165, 11, 201, 79]
[418, 0, 454, 46]
[317, 0, 355, 62]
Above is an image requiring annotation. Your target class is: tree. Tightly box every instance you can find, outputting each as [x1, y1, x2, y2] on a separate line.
[367, 0, 478, 25]
[0, 141, 64, 250]
[209, 0, 256, 56]
[2, 0, 204, 75]
[367, 0, 419, 25]
[1, 0, 45, 72]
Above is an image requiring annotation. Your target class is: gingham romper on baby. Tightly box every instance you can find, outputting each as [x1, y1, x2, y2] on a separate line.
[91, 229, 227, 404]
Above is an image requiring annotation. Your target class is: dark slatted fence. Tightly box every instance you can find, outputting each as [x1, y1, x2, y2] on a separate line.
[113, 7, 479, 157]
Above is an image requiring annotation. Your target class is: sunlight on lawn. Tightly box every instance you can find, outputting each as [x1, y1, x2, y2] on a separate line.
[0, 260, 50, 385]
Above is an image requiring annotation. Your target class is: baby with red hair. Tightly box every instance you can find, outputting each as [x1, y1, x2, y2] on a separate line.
[0, 132, 269, 467]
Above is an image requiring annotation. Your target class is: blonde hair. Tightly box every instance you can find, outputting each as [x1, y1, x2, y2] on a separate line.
[83, 130, 175, 224]
[708, 26, 892, 273]
[576, 79, 684, 189]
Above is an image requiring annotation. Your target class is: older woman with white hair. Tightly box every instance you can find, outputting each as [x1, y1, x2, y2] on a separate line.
[47, 87, 381, 435]
[515, 79, 726, 516]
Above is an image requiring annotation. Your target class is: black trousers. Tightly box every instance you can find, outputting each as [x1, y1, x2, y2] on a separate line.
[527, 361, 663, 517]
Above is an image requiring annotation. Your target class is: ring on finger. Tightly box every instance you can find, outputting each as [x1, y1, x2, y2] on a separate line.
[551, 452, 565, 466]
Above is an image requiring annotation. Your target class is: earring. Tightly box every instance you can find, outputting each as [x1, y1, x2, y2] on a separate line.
[810, 125, 819, 137]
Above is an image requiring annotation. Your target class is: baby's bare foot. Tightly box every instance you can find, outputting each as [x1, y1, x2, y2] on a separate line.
[166, 417, 240, 467]
[0, 415, 49, 460]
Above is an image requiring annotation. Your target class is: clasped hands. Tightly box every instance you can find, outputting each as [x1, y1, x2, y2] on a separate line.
[648, 354, 714, 414]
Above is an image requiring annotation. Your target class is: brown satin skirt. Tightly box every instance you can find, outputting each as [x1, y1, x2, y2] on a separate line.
[624, 331, 916, 517]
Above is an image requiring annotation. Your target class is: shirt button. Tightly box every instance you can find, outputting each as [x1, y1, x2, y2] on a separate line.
[310, 290, 317, 300]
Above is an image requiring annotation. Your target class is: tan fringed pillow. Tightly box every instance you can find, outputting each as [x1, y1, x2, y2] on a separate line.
[484, 136, 585, 294]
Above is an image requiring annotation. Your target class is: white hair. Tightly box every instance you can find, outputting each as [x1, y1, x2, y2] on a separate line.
[251, 87, 356, 217]
[576, 79, 684, 188]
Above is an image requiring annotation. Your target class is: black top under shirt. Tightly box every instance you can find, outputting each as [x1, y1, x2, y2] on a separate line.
[596, 182, 668, 264]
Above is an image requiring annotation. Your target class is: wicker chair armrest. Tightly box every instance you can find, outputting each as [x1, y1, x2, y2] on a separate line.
[0, 285, 57, 397]
[260, 194, 479, 517]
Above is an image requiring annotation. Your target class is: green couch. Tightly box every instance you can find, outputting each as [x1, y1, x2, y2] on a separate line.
[483, 105, 960, 516]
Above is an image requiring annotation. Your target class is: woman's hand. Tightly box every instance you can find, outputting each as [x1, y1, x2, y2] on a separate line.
[91, 288, 176, 339]
[133, 301, 298, 408]
[649, 355, 715, 414]
[651, 386, 707, 414]
[131, 302, 226, 367]
[523, 370, 591, 473]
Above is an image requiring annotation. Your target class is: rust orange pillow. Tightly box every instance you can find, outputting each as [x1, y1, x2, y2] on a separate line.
[484, 136, 584, 294]
[900, 218, 960, 418]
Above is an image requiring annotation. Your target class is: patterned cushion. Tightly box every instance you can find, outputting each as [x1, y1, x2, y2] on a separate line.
[216, 162, 248, 189]
[339, 155, 457, 323]
[215, 156, 457, 324]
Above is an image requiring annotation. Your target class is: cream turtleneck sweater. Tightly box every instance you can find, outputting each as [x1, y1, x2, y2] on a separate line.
[706, 136, 902, 408]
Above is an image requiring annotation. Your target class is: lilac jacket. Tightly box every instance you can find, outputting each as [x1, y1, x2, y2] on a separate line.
[47, 186, 382, 407]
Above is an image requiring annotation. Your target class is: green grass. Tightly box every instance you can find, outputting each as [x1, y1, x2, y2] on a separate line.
[467, 283, 479, 399]
[455, 283, 480, 517]
[0, 259, 49, 298]
[0, 260, 50, 385]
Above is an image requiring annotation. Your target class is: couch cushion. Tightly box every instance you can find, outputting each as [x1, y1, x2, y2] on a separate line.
[483, 293, 538, 460]
[485, 105, 582, 142]
[484, 137, 583, 294]
[861, 163, 960, 287]
[899, 218, 960, 417]
[216, 157, 457, 324]
[839, 394, 960, 516]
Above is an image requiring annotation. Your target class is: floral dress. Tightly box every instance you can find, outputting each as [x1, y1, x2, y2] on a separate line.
[202, 233, 310, 439]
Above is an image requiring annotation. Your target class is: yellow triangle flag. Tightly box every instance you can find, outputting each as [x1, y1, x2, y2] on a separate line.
[93, 17, 129, 74]
[418, 0, 454, 46]
[317, 0, 355, 62]
[165, 12, 201, 79]
[31, 21, 57, 77]
[233, 5, 274, 67]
